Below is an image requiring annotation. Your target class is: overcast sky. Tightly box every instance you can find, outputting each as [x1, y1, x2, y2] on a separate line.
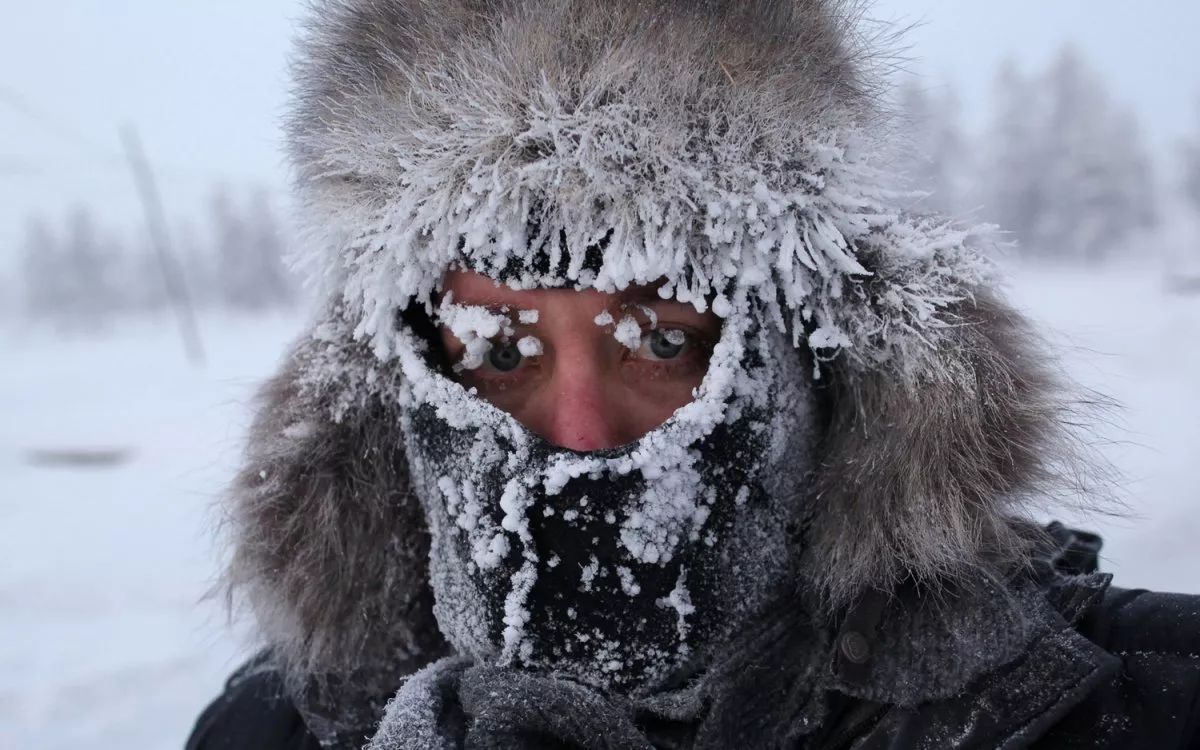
[2, 0, 1199, 282]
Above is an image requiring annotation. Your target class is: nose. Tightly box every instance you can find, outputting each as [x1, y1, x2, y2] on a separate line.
[541, 345, 622, 452]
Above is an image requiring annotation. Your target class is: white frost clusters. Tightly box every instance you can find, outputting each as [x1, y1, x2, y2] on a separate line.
[435, 294, 510, 371]
[516, 336, 543, 357]
[662, 329, 686, 347]
[304, 100, 996, 380]
[657, 567, 696, 646]
[613, 315, 642, 352]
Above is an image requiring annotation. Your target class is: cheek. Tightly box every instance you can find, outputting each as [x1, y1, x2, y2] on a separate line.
[618, 368, 705, 427]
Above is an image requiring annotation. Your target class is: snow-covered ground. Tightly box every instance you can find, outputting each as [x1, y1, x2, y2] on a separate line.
[1, 312, 305, 750]
[1002, 261, 1200, 594]
[2, 263, 1198, 748]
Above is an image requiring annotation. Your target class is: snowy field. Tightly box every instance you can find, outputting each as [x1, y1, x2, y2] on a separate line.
[2, 263, 1198, 748]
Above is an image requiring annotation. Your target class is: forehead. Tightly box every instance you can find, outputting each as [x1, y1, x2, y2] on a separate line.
[441, 269, 675, 309]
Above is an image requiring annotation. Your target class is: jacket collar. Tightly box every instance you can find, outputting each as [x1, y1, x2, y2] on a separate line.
[823, 572, 1118, 749]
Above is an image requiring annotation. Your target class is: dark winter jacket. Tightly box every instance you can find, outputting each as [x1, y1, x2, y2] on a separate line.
[188, 528, 1200, 750]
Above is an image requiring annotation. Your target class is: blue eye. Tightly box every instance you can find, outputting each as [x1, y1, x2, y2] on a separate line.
[487, 341, 524, 372]
[645, 329, 687, 360]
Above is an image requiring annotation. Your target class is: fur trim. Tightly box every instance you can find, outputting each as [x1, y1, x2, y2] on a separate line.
[224, 328, 448, 686]
[804, 291, 1107, 612]
[221, 0, 1108, 688]
[284, 0, 989, 381]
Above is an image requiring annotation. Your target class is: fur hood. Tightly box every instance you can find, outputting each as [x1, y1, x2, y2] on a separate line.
[224, 0, 1097, 694]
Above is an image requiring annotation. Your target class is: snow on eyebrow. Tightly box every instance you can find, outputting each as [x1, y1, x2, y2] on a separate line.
[595, 308, 647, 351]
[518, 309, 540, 324]
[317, 110, 998, 382]
[613, 315, 642, 351]
[436, 292, 511, 370]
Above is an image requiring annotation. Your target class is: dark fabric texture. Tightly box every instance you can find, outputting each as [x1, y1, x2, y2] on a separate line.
[187, 530, 1200, 750]
[185, 662, 324, 750]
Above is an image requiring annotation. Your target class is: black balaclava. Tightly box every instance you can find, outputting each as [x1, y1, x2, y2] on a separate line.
[395, 282, 817, 694]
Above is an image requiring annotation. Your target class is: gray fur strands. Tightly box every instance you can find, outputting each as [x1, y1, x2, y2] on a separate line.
[805, 291, 1113, 614]
[222, 330, 449, 693]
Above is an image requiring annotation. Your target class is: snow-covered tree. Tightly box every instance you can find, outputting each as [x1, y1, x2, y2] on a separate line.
[211, 186, 295, 310]
[983, 60, 1045, 250]
[245, 188, 295, 309]
[982, 49, 1156, 262]
[61, 205, 124, 326]
[895, 78, 971, 216]
[1033, 49, 1155, 260]
[19, 216, 65, 323]
[1184, 99, 1200, 216]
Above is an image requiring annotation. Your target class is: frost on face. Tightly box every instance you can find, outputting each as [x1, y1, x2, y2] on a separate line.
[435, 293, 507, 371]
[434, 295, 543, 371]
[616, 566, 642, 596]
[618, 452, 711, 565]
[288, 30, 1005, 699]
[613, 315, 642, 351]
[516, 336, 543, 357]
[657, 567, 696, 645]
[579, 555, 600, 593]
[390, 275, 818, 694]
[596, 310, 651, 352]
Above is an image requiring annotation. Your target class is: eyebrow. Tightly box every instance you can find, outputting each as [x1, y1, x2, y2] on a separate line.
[614, 286, 669, 305]
[439, 282, 686, 310]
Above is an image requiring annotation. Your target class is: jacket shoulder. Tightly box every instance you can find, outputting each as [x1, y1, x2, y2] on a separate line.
[186, 662, 321, 750]
[1039, 586, 1200, 748]
[1079, 586, 1200, 658]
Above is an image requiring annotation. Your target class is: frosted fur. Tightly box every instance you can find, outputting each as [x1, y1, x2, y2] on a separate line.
[222, 327, 450, 695]
[288, 0, 993, 379]
[219, 0, 1106, 699]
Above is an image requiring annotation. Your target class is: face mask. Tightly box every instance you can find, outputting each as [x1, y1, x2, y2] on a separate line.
[394, 284, 818, 694]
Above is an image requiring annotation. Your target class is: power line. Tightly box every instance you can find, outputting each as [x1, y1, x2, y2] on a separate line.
[0, 83, 124, 163]
[0, 82, 279, 185]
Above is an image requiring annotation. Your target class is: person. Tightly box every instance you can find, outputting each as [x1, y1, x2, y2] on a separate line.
[187, 1, 1200, 748]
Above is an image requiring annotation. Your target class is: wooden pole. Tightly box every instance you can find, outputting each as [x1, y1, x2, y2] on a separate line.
[120, 124, 205, 366]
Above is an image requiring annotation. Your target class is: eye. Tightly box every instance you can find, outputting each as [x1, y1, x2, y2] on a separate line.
[485, 340, 524, 372]
[641, 329, 688, 360]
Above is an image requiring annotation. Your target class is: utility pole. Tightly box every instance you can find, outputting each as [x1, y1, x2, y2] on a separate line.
[120, 124, 205, 366]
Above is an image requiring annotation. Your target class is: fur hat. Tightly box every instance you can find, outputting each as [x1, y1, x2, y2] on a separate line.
[223, 0, 1097, 691]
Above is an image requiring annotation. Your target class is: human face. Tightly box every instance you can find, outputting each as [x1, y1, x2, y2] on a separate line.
[438, 270, 722, 452]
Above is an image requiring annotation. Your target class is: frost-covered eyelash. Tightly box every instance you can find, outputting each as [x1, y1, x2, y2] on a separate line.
[435, 294, 542, 371]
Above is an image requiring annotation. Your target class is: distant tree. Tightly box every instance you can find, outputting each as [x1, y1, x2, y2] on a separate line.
[1184, 99, 1200, 216]
[176, 217, 214, 309]
[246, 188, 295, 308]
[211, 185, 255, 309]
[211, 185, 294, 311]
[982, 60, 1044, 248]
[1034, 49, 1155, 261]
[61, 205, 122, 326]
[19, 216, 64, 323]
[123, 228, 172, 313]
[984, 49, 1156, 262]
[895, 78, 971, 216]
